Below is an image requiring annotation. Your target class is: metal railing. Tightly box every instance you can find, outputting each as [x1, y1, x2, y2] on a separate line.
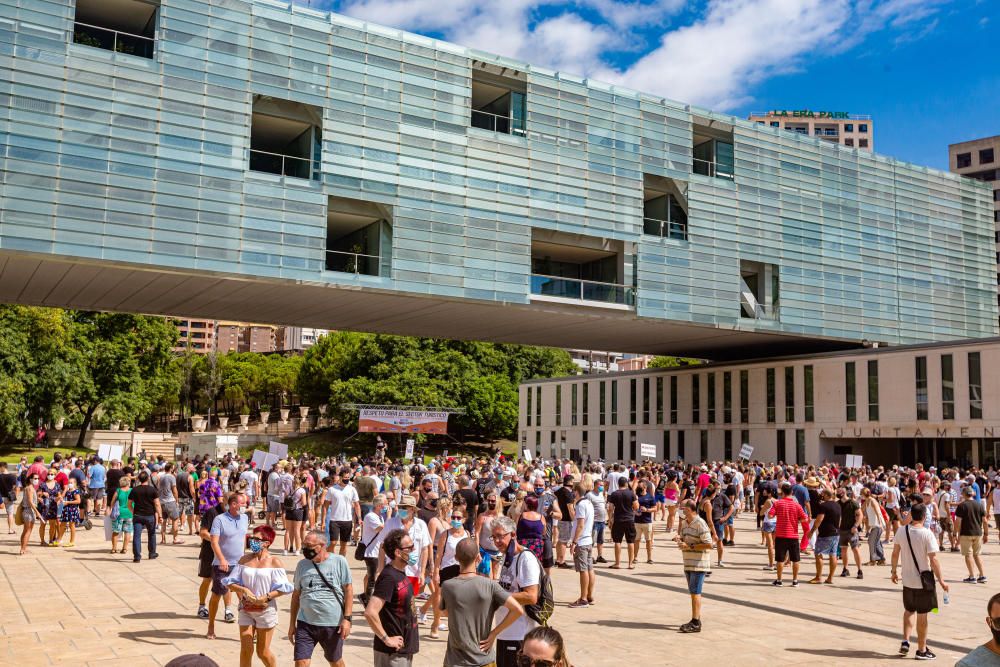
[249, 149, 315, 179]
[73, 22, 155, 59]
[530, 274, 635, 307]
[470, 109, 526, 136]
[692, 157, 734, 180]
[325, 249, 381, 276]
[643, 217, 687, 240]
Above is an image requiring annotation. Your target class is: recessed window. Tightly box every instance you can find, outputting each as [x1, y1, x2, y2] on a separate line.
[845, 138, 854, 147]
[73, 0, 158, 59]
[858, 124, 868, 133]
[643, 174, 688, 240]
[769, 121, 779, 128]
[956, 152, 972, 168]
[250, 95, 321, 180]
[980, 148, 995, 164]
[858, 139, 869, 148]
[740, 260, 780, 320]
[844, 123, 853, 132]
[692, 117, 734, 180]
[470, 63, 526, 136]
[325, 195, 391, 276]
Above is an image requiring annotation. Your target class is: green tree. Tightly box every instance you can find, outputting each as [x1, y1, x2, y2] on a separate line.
[648, 356, 703, 368]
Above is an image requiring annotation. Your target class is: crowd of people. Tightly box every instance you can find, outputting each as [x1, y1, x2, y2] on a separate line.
[1, 447, 999, 665]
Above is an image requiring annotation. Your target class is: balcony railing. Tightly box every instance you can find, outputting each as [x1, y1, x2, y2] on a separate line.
[325, 250, 380, 276]
[249, 149, 315, 180]
[643, 217, 688, 241]
[692, 157, 734, 180]
[470, 109, 526, 136]
[530, 274, 635, 307]
[73, 22, 155, 59]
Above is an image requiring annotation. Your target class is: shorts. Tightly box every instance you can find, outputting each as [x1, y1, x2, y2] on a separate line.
[902, 586, 937, 614]
[636, 522, 653, 541]
[112, 516, 134, 534]
[593, 521, 606, 545]
[239, 604, 278, 629]
[938, 516, 953, 532]
[886, 507, 900, 521]
[664, 498, 677, 507]
[198, 552, 214, 579]
[685, 570, 706, 595]
[557, 521, 573, 543]
[713, 522, 725, 540]
[162, 501, 180, 521]
[375, 651, 413, 667]
[960, 535, 983, 556]
[294, 619, 345, 663]
[815, 535, 838, 556]
[838, 531, 859, 548]
[573, 544, 593, 572]
[211, 565, 230, 596]
[655, 493, 666, 504]
[91, 488, 106, 502]
[761, 519, 777, 534]
[330, 520, 353, 543]
[266, 496, 282, 514]
[284, 508, 304, 522]
[775, 537, 801, 563]
[439, 563, 460, 585]
[178, 498, 195, 516]
[611, 521, 637, 544]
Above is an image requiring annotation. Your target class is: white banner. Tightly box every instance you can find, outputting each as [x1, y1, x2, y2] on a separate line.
[739, 444, 754, 460]
[845, 454, 863, 468]
[640, 443, 656, 458]
[269, 440, 288, 459]
[523, 448, 533, 462]
[98, 444, 124, 463]
[405, 439, 415, 459]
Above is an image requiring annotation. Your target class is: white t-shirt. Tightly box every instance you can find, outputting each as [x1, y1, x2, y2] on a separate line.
[574, 498, 595, 547]
[370, 515, 432, 578]
[991, 488, 1000, 515]
[368, 474, 383, 493]
[239, 470, 258, 497]
[362, 511, 384, 558]
[496, 549, 540, 641]
[325, 484, 359, 522]
[895, 524, 938, 590]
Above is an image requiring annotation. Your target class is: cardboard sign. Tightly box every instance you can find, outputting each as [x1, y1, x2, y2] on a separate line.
[405, 439, 415, 459]
[739, 444, 754, 460]
[640, 443, 656, 458]
[251, 450, 280, 471]
[98, 444, 124, 463]
[523, 448, 533, 462]
[845, 454, 863, 468]
[268, 440, 288, 460]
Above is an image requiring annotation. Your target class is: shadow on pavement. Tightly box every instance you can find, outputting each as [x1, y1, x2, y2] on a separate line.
[579, 619, 676, 631]
[785, 647, 898, 659]
[120, 629, 238, 645]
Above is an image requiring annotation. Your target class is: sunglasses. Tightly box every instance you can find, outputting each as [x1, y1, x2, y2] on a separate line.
[399, 543, 416, 552]
[516, 654, 556, 667]
[451, 515, 464, 520]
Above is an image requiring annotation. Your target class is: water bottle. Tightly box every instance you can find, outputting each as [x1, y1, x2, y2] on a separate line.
[943, 592, 950, 606]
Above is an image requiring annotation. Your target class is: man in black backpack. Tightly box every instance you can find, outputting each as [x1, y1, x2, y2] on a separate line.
[490, 515, 541, 667]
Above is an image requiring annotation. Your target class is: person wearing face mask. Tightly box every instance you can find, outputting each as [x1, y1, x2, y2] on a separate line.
[371, 495, 431, 599]
[289, 530, 354, 667]
[365, 529, 420, 666]
[222, 525, 292, 667]
[586, 481, 608, 564]
[18, 474, 44, 555]
[361, 494, 389, 606]
[207, 492, 249, 639]
[429, 505, 469, 639]
[37, 469, 63, 546]
[476, 491, 503, 580]
[957, 593, 1000, 666]
[58, 478, 83, 547]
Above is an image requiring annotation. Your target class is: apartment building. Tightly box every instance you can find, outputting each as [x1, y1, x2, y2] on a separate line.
[748, 110, 874, 150]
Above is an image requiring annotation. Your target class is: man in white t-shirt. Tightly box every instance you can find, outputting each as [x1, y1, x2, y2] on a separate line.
[890, 503, 950, 661]
[568, 482, 595, 608]
[324, 469, 360, 556]
[490, 515, 540, 667]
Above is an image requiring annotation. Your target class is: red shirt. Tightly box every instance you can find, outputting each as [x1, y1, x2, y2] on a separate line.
[27, 462, 48, 482]
[768, 496, 809, 539]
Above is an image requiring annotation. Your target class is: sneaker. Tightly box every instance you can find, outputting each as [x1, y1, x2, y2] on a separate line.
[418, 612, 428, 624]
[899, 640, 910, 656]
[840, 569, 850, 578]
[224, 610, 235, 623]
[856, 570, 863, 580]
[772, 580, 782, 586]
[197, 605, 209, 619]
[915, 648, 936, 660]
[283, 549, 290, 556]
[437, 622, 448, 631]
[679, 621, 702, 633]
[762, 565, 773, 571]
[791, 580, 799, 587]
[978, 576, 988, 584]
[963, 577, 977, 583]
[595, 556, 608, 563]
[716, 561, 727, 568]
[568, 599, 589, 608]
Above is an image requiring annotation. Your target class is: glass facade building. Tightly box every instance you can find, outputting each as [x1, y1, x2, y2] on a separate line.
[0, 0, 996, 355]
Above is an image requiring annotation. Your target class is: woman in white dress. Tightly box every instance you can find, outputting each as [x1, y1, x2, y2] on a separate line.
[222, 525, 293, 667]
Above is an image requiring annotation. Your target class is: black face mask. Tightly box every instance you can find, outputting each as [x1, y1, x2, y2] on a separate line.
[301, 546, 318, 561]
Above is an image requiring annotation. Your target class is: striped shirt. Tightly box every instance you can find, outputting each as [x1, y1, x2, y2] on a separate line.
[679, 516, 713, 572]
[768, 497, 808, 540]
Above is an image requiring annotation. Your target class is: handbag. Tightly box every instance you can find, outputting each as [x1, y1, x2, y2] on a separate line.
[354, 540, 367, 561]
[904, 526, 936, 592]
[13, 501, 23, 526]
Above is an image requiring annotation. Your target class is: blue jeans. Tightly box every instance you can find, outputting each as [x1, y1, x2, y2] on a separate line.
[593, 521, 606, 545]
[685, 570, 706, 595]
[132, 514, 157, 560]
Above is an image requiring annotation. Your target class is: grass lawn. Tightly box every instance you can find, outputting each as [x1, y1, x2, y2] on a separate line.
[0, 445, 83, 465]
[240, 430, 518, 463]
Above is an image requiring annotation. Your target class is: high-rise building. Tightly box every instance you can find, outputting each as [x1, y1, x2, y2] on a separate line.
[277, 327, 329, 351]
[216, 322, 243, 354]
[172, 318, 215, 354]
[216, 322, 277, 353]
[747, 110, 874, 151]
[949, 135, 1000, 323]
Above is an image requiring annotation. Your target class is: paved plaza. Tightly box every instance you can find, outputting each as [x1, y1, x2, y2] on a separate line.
[0, 514, 994, 666]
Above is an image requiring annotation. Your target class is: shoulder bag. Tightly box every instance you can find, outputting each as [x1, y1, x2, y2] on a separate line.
[904, 525, 936, 592]
[310, 560, 348, 619]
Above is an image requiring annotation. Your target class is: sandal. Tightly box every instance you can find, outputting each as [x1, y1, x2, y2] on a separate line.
[429, 632, 439, 640]
[608, 564, 621, 569]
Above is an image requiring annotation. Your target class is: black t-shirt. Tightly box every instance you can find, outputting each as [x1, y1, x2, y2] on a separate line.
[129, 484, 159, 516]
[107, 468, 124, 493]
[0, 472, 16, 499]
[554, 486, 575, 520]
[710, 493, 732, 523]
[839, 500, 860, 532]
[808, 489, 822, 517]
[816, 501, 842, 538]
[199, 503, 225, 560]
[636, 494, 656, 524]
[372, 565, 419, 655]
[956, 499, 985, 536]
[176, 471, 192, 499]
[608, 489, 637, 523]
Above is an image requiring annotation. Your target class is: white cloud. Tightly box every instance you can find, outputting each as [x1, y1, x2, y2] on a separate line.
[313, 0, 950, 109]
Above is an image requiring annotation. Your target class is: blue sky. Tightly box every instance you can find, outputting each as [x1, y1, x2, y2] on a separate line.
[301, 0, 999, 170]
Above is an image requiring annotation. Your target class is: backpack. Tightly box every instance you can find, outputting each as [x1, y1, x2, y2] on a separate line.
[514, 550, 554, 626]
